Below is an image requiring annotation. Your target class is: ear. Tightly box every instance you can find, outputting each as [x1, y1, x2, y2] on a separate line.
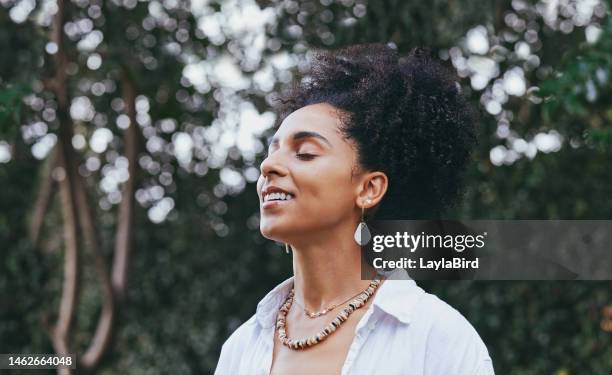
[356, 171, 388, 209]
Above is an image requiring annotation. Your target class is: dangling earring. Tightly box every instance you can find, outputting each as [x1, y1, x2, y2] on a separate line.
[285, 243, 291, 254]
[354, 199, 372, 246]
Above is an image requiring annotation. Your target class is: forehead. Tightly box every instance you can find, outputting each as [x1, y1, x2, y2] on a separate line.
[274, 103, 344, 140]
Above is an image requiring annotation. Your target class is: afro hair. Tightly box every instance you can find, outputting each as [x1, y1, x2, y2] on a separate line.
[276, 44, 477, 219]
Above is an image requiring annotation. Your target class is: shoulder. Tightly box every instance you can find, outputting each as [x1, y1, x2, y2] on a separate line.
[417, 292, 482, 338]
[220, 314, 259, 355]
[215, 315, 259, 374]
[216, 276, 294, 373]
[414, 292, 494, 374]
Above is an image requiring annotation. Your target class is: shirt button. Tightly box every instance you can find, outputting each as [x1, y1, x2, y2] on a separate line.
[368, 323, 376, 330]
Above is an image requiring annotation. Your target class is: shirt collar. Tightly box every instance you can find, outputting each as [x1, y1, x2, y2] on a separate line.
[255, 276, 295, 329]
[255, 269, 424, 329]
[370, 269, 425, 324]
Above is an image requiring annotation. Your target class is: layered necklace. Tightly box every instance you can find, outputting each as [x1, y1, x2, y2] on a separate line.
[276, 276, 383, 350]
[293, 289, 368, 318]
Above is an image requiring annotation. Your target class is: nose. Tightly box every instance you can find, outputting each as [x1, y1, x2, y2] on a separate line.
[260, 150, 288, 179]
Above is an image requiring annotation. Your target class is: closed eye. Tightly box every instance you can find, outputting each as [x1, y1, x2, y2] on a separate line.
[296, 153, 317, 160]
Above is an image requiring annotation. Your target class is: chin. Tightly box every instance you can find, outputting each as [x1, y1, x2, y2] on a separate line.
[259, 219, 294, 242]
[259, 224, 283, 242]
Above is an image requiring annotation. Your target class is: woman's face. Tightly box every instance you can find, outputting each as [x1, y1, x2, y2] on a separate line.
[257, 103, 362, 242]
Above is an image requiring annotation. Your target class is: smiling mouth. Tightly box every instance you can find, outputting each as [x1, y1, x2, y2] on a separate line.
[261, 193, 294, 210]
[262, 192, 295, 203]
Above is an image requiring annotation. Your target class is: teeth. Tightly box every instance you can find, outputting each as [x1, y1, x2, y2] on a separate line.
[264, 192, 294, 202]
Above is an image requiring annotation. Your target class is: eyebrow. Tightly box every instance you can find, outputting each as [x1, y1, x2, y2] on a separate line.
[268, 131, 333, 148]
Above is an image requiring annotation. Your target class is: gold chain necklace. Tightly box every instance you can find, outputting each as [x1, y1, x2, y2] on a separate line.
[276, 276, 383, 350]
[292, 289, 371, 318]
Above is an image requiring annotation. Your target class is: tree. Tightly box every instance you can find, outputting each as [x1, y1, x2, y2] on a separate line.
[0, 0, 610, 374]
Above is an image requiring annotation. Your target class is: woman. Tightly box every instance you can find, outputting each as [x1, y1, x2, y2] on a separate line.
[215, 44, 494, 374]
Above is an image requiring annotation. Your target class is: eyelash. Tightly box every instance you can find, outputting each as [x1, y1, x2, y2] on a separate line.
[296, 153, 316, 160]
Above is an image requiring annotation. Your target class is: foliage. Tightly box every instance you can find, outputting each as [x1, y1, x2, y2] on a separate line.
[0, 84, 29, 139]
[0, 0, 610, 374]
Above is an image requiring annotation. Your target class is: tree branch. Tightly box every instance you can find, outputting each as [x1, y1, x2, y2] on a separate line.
[111, 67, 140, 302]
[48, 2, 80, 374]
[75, 168, 116, 370]
[53, 140, 79, 365]
[30, 146, 58, 248]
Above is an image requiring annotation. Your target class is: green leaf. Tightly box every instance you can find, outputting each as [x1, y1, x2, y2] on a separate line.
[0, 83, 30, 139]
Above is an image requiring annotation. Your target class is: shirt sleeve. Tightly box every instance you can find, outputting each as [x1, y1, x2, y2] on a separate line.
[475, 358, 495, 375]
[422, 295, 495, 375]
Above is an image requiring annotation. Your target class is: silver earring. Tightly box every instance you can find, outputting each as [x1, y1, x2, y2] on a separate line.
[354, 199, 372, 246]
[285, 243, 291, 254]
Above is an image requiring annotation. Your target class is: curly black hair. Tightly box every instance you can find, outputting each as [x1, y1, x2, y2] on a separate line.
[276, 44, 477, 219]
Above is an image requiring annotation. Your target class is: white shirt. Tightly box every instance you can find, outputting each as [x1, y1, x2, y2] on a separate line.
[215, 272, 494, 375]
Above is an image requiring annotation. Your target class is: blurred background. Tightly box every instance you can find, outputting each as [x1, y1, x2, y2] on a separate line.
[0, 0, 611, 374]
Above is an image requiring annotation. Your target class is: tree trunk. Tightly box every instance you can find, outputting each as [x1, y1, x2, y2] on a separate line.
[49, 2, 80, 374]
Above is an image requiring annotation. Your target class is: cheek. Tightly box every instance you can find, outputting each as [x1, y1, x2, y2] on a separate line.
[295, 168, 355, 217]
[258, 160, 357, 239]
[256, 176, 264, 197]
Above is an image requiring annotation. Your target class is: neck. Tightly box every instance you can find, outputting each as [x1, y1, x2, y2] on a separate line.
[289, 221, 377, 311]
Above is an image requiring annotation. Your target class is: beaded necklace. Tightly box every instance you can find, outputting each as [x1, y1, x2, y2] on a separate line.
[276, 277, 383, 350]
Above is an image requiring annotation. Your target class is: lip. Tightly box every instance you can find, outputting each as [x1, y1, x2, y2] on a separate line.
[261, 185, 292, 196]
[261, 199, 293, 210]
